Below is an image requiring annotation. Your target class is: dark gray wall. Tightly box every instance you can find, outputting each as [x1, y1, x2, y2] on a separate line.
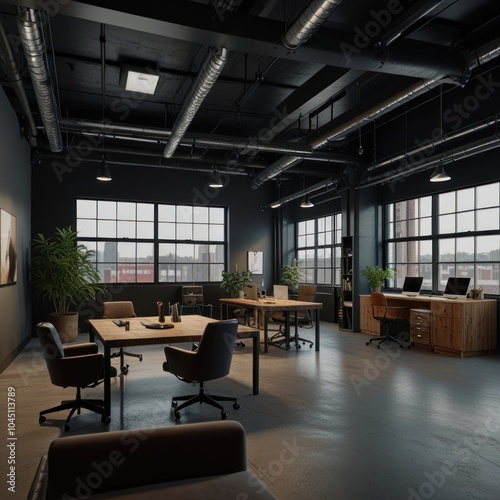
[31, 158, 275, 327]
[0, 87, 32, 372]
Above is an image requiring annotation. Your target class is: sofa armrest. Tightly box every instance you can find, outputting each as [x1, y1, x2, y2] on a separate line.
[47, 421, 247, 498]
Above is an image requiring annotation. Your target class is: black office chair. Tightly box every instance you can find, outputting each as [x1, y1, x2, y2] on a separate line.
[103, 301, 143, 375]
[270, 284, 317, 350]
[163, 319, 240, 421]
[36, 322, 116, 431]
[366, 292, 409, 348]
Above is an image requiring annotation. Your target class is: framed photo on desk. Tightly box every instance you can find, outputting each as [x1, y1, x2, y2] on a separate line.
[248, 251, 263, 274]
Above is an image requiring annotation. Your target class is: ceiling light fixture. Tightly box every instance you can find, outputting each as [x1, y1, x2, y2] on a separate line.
[208, 167, 223, 188]
[97, 24, 111, 181]
[430, 162, 451, 182]
[121, 65, 159, 95]
[300, 194, 314, 208]
[430, 85, 450, 183]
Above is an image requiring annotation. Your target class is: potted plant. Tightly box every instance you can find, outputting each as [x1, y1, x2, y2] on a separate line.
[280, 259, 302, 294]
[31, 226, 107, 342]
[361, 265, 395, 292]
[220, 269, 252, 298]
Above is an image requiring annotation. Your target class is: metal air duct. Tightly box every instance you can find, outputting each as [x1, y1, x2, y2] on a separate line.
[0, 16, 37, 139]
[282, 0, 343, 50]
[17, 7, 62, 152]
[163, 46, 227, 158]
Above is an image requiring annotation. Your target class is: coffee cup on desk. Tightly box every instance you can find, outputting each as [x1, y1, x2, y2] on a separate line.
[470, 289, 484, 300]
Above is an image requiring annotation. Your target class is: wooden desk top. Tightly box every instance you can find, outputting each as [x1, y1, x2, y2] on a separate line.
[360, 293, 496, 304]
[88, 315, 258, 348]
[219, 297, 322, 311]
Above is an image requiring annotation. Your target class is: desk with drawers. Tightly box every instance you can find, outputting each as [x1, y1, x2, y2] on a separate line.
[360, 293, 497, 357]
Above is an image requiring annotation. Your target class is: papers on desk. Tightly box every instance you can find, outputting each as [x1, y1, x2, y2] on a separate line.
[140, 321, 174, 329]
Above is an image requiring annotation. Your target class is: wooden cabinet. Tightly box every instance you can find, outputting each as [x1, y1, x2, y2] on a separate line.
[360, 293, 497, 357]
[410, 309, 431, 350]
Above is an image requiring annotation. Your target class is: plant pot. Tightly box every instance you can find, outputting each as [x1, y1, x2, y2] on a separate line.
[370, 286, 382, 293]
[49, 312, 79, 343]
[238, 290, 245, 298]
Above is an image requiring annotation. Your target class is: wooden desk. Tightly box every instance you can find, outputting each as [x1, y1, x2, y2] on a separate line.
[360, 294, 497, 357]
[88, 315, 260, 419]
[219, 297, 322, 352]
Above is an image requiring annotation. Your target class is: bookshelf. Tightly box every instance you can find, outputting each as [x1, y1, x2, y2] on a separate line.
[339, 236, 353, 330]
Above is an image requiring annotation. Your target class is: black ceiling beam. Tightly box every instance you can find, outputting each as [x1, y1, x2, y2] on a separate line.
[3, 0, 472, 81]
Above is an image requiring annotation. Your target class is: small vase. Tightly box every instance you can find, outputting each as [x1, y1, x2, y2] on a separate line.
[157, 301, 165, 322]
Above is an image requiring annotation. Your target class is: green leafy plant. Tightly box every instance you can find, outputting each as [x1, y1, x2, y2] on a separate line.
[220, 269, 252, 298]
[280, 259, 302, 293]
[361, 265, 395, 290]
[31, 226, 107, 315]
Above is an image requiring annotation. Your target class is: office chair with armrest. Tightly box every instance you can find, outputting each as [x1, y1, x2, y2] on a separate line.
[103, 301, 143, 375]
[36, 322, 116, 431]
[270, 284, 317, 350]
[366, 292, 409, 348]
[163, 319, 240, 421]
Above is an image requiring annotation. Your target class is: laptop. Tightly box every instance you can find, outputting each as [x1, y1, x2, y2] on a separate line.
[402, 276, 424, 297]
[273, 285, 289, 300]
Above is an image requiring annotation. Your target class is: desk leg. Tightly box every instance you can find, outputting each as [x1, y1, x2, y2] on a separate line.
[264, 311, 269, 353]
[285, 312, 290, 350]
[252, 332, 259, 395]
[315, 310, 320, 351]
[103, 344, 111, 419]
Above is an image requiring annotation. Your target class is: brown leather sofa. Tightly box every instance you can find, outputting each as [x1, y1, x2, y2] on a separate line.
[31, 420, 276, 499]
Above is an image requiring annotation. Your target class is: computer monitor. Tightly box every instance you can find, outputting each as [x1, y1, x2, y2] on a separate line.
[245, 284, 259, 300]
[273, 284, 288, 300]
[402, 276, 423, 297]
[443, 277, 471, 299]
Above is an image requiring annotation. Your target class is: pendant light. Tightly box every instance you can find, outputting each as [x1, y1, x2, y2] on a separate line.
[97, 24, 111, 181]
[430, 85, 450, 182]
[208, 166, 223, 188]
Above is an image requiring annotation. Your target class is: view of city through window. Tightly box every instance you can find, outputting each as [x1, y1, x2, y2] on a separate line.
[385, 181, 499, 295]
[76, 200, 226, 284]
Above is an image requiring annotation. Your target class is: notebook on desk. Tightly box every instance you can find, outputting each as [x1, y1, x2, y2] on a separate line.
[273, 285, 288, 300]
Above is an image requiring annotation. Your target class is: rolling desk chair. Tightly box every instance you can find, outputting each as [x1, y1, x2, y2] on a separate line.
[103, 301, 143, 374]
[366, 292, 409, 349]
[270, 284, 317, 350]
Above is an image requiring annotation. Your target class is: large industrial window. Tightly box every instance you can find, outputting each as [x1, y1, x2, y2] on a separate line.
[384, 181, 500, 295]
[76, 199, 226, 284]
[296, 213, 342, 285]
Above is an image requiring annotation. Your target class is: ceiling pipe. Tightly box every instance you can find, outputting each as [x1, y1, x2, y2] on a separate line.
[0, 16, 37, 139]
[282, 0, 343, 50]
[375, 0, 446, 48]
[251, 78, 442, 188]
[251, 35, 500, 189]
[60, 117, 315, 156]
[16, 7, 62, 152]
[367, 115, 500, 172]
[163, 46, 227, 158]
[263, 177, 336, 209]
[359, 134, 500, 188]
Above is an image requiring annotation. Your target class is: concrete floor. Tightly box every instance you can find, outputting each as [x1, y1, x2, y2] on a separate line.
[2, 321, 500, 499]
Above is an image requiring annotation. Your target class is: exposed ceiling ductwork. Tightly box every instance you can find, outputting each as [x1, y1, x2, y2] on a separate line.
[163, 46, 228, 158]
[0, 15, 37, 138]
[16, 7, 62, 152]
[281, 0, 343, 50]
[251, 33, 500, 190]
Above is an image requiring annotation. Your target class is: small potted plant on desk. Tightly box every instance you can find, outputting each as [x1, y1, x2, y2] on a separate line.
[220, 269, 252, 298]
[31, 226, 107, 342]
[361, 265, 395, 292]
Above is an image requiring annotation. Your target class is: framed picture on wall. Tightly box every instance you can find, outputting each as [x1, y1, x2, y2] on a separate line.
[0, 209, 17, 285]
[248, 251, 263, 274]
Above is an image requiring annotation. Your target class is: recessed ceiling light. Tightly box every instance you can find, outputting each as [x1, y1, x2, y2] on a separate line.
[120, 66, 159, 95]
